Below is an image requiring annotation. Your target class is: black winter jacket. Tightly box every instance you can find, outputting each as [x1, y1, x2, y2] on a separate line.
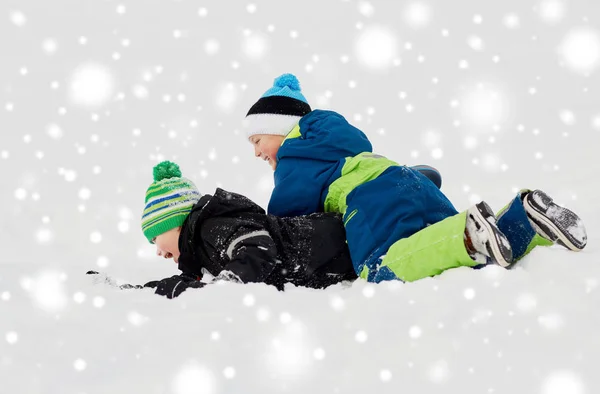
[176, 188, 356, 290]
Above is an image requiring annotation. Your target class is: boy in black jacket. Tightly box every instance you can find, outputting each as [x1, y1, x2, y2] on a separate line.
[139, 161, 356, 298]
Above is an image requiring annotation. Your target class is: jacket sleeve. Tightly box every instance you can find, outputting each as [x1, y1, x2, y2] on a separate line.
[298, 110, 373, 160]
[268, 111, 373, 217]
[268, 157, 325, 216]
[217, 226, 279, 284]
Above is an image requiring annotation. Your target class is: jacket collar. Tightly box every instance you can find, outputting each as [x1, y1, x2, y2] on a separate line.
[177, 194, 212, 276]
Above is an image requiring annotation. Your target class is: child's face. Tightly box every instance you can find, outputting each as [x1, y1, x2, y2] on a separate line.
[249, 134, 285, 171]
[153, 227, 181, 263]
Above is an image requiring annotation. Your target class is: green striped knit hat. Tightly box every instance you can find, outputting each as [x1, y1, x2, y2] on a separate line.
[141, 161, 201, 243]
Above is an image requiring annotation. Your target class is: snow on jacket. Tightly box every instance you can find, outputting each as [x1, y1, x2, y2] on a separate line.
[176, 188, 356, 290]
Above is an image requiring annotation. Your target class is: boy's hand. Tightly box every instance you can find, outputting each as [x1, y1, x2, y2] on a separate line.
[145, 274, 206, 299]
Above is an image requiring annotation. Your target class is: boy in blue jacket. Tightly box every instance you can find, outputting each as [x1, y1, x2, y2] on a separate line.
[243, 73, 587, 283]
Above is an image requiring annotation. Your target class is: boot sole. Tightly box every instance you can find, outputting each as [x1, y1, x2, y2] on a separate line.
[524, 191, 587, 251]
[471, 202, 513, 268]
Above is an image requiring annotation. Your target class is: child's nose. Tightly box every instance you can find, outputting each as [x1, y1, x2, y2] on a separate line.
[254, 146, 261, 157]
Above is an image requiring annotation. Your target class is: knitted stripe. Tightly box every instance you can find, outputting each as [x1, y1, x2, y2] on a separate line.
[261, 84, 307, 101]
[246, 95, 311, 117]
[244, 113, 302, 138]
[143, 213, 189, 243]
[146, 178, 186, 193]
[145, 178, 197, 201]
[143, 191, 201, 215]
[142, 203, 196, 230]
[142, 199, 196, 224]
[142, 206, 194, 233]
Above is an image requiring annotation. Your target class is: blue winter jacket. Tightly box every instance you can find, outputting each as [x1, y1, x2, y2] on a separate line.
[268, 110, 457, 276]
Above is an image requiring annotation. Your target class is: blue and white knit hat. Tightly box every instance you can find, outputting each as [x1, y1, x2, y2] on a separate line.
[244, 73, 312, 138]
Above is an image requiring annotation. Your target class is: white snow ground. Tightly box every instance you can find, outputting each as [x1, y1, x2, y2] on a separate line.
[2, 0, 600, 393]
[2, 242, 600, 394]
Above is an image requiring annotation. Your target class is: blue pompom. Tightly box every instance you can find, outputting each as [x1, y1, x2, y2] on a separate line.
[273, 73, 301, 91]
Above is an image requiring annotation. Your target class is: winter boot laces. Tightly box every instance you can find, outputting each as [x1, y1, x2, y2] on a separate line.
[465, 201, 513, 268]
[523, 190, 587, 251]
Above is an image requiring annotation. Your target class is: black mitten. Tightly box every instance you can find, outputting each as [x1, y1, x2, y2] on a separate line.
[142, 280, 160, 289]
[150, 274, 205, 299]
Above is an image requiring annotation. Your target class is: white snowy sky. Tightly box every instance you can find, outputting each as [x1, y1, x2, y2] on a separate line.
[1, 1, 600, 393]
[1, 0, 599, 271]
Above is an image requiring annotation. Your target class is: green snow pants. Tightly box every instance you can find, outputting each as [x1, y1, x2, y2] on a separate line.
[367, 191, 552, 283]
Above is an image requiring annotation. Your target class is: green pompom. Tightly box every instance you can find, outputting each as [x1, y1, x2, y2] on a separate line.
[153, 161, 182, 181]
